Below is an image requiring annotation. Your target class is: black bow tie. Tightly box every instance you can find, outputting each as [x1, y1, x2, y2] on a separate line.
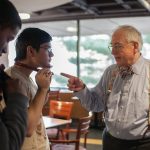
[118, 66, 134, 79]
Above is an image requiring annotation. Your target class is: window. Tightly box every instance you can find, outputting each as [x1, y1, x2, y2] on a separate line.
[8, 19, 150, 89]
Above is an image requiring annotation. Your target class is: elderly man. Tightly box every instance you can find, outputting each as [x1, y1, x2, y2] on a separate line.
[61, 25, 150, 150]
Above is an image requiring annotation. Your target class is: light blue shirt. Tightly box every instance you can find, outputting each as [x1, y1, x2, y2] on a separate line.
[75, 56, 150, 140]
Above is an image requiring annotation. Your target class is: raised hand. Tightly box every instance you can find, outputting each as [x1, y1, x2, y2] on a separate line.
[60, 72, 85, 92]
[35, 68, 52, 91]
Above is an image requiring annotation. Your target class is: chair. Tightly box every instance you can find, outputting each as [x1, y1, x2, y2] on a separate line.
[50, 115, 92, 150]
[42, 90, 60, 115]
[46, 100, 73, 139]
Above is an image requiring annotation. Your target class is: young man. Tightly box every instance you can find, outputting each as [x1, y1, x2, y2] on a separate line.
[61, 25, 150, 150]
[0, 0, 28, 149]
[6, 27, 53, 150]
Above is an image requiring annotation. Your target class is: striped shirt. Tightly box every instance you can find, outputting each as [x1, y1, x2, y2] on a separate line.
[75, 56, 150, 140]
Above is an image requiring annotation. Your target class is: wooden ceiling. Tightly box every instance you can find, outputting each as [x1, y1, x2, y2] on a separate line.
[10, 0, 150, 36]
[18, 0, 150, 23]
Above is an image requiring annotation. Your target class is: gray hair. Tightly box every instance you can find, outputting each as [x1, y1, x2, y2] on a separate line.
[113, 25, 143, 51]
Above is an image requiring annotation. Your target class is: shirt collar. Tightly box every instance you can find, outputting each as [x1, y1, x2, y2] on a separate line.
[131, 55, 145, 75]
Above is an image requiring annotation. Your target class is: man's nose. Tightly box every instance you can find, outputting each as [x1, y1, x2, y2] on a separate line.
[2, 48, 7, 53]
[111, 48, 115, 55]
[2, 44, 8, 53]
[49, 51, 54, 57]
[111, 47, 118, 55]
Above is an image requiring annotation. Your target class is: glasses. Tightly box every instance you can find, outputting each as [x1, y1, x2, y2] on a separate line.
[108, 42, 133, 51]
[108, 43, 124, 51]
[40, 46, 52, 52]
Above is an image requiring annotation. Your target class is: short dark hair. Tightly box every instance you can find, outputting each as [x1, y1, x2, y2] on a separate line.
[15, 27, 52, 61]
[0, 0, 22, 29]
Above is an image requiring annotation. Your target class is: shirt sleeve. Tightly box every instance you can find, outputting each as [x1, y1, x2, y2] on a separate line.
[0, 93, 28, 150]
[74, 65, 113, 112]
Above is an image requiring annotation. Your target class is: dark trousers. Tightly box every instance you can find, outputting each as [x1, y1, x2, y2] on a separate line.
[102, 129, 150, 150]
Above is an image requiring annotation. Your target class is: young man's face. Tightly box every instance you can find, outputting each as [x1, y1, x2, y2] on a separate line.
[0, 27, 19, 56]
[33, 42, 54, 68]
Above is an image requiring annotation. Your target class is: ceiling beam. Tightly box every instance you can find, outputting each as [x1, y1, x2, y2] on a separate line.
[91, 1, 137, 7]
[115, 0, 131, 9]
[72, 0, 101, 16]
[23, 9, 149, 23]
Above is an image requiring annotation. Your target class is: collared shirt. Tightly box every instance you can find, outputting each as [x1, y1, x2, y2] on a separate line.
[75, 55, 150, 140]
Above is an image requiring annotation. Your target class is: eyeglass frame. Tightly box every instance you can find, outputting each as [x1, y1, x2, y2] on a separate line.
[108, 42, 134, 51]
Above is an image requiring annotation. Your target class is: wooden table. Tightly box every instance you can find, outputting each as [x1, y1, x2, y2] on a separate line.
[43, 116, 72, 129]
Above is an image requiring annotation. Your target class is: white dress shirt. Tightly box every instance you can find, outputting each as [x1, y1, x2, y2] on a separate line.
[75, 56, 150, 140]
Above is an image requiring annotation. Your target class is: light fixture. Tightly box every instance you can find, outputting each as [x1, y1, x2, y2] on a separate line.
[66, 27, 77, 32]
[19, 13, 30, 20]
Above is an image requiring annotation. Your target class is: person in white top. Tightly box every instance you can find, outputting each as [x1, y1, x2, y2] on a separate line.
[61, 25, 150, 150]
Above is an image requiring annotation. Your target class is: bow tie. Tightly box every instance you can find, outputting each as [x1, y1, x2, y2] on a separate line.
[118, 66, 134, 79]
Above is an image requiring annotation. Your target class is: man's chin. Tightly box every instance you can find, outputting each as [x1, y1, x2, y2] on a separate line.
[41, 64, 52, 68]
[116, 62, 125, 67]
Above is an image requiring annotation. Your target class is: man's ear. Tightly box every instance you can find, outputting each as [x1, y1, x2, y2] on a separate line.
[133, 42, 139, 54]
[26, 46, 36, 57]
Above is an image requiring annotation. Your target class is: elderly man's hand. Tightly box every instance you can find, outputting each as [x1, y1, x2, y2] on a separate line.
[60, 72, 85, 92]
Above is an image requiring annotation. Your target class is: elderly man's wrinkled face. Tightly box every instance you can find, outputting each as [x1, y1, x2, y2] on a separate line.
[0, 27, 19, 56]
[110, 30, 136, 67]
